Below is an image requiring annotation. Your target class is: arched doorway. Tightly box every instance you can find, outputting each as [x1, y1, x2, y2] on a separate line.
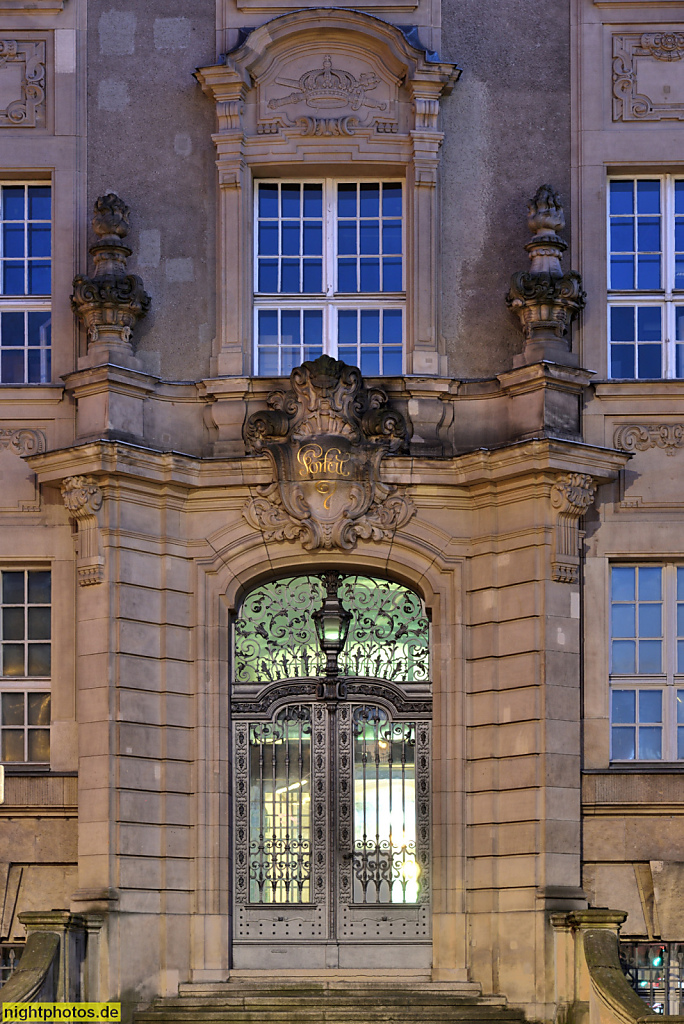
[230, 571, 432, 969]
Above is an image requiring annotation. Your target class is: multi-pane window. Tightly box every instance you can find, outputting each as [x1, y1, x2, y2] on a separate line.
[254, 180, 403, 377]
[608, 177, 684, 378]
[609, 565, 684, 761]
[0, 570, 50, 764]
[0, 184, 51, 384]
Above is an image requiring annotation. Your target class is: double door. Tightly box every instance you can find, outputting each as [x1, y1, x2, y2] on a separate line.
[232, 697, 431, 969]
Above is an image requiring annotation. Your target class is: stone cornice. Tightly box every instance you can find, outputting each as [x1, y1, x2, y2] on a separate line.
[26, 436, 630, 494]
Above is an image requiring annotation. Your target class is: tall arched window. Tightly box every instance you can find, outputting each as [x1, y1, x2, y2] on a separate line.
[230, 572, 432, 970]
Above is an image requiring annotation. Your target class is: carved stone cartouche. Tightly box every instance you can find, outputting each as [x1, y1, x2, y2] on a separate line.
[71, 194, 151, 368]
[506, 185, 586, 367]
[243, 355, 414, 551]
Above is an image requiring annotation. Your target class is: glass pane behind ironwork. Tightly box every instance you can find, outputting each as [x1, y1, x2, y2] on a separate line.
[620, 942, 684, 1015]
[248, 705, 312, 903]
[352, 705, 418, 904]
[234, 575, 429, 685]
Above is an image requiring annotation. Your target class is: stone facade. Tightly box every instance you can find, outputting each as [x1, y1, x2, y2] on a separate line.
[0, 0, 681, 1022]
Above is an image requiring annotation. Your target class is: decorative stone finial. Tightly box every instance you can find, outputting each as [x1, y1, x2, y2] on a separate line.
[92, 193, 130, 243]
[71, 194, 151, 369]
[506, 185, 585, 367]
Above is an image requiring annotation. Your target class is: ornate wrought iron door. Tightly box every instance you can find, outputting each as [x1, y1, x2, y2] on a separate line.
[231, 575, 431, 968]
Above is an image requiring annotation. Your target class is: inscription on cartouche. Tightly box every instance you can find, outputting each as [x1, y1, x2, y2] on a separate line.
[297, 444, 351, 478]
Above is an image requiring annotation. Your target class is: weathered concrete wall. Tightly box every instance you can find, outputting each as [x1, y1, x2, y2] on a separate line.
[87, 1, 217, 380]
[439, 0, 572, 377]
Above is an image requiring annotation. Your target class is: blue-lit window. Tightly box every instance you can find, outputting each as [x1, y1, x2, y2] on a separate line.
[254, 180, 404, 376]
[610, 565, 684, 761]
[0, 184, 51, 384]
[608, 177, 684, 379]
[0, 569, 51, 765]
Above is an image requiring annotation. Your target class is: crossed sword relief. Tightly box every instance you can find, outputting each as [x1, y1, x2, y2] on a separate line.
[267, 55, 388, 113]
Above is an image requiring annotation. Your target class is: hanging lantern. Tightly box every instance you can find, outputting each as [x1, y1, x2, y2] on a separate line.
[313, 571, 351, 678]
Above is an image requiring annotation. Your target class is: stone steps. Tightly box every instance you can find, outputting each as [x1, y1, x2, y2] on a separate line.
[135, 983, 527, 1024]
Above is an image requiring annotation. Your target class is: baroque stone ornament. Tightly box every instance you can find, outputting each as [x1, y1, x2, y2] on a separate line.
[506, 185, 586, 367]
[61, 475, 105, 586]
[71, 194, 151, 368]
[613, 34, 684, 121]
[0, 40, 45, 128]
[243, 355, 414, 551]
[268, 55, 387, 115]
[0, 428, 46, 456]
[550, 472, 596, 584]
[614, 423, 684, 456]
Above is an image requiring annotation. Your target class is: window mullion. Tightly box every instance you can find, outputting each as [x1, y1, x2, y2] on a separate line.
[326, 179, 335, 299]
[666, 565, 675, 760]
[325, 304, 335, 359]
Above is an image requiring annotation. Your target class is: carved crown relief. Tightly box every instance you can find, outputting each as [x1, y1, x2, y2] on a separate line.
[259, 49, 397, 134]
[614, 33, 684, 121]
[0, 39, 46, 128]
[243, 355, 414, 551]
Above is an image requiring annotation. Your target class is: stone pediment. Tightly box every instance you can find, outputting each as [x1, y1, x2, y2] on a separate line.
[243, 356, 414, 551]
[196, 9, 460, 142]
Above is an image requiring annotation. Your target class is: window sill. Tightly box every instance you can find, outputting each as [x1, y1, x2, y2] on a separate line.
[589, 764, 684, 772]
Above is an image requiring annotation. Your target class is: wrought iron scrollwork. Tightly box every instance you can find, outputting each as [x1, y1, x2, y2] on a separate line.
[234, 574, 429, 686]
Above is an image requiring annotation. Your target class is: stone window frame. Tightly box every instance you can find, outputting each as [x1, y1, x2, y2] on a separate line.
[0, 567, 51, 767]
[195, 8, 460, 378]
[608, 174, 684, 380]
[609, 562, 684, 763]
[0, 180, 52, 384]
[253, 175, 406, 376]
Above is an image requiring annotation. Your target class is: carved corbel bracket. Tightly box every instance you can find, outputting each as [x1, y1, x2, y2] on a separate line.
[550, 472, 596, 584]
[61, 476, 104, 586]
[195, 60, 250, 135]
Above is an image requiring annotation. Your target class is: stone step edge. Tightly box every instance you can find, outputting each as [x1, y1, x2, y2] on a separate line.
[177, 982, 488, 996]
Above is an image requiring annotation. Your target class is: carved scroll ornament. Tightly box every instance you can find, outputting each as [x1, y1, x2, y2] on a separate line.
[614, 424, 684, 456]
[0, 428, 45, 456]
[243, 355, 414, 551]
[613, 33, 684, 121]
[0, 39, 45, 128]
[550, 473, 596, 584]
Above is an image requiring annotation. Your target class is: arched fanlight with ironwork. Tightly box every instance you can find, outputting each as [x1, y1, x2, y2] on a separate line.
[233, 573, 429, 688]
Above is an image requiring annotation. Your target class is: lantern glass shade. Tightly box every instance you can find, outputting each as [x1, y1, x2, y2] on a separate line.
[316, 607, 351, 648]
[312, 590, 352, 674]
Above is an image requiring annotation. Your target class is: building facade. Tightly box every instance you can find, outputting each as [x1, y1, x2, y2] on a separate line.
[0, 0, 682, 1020]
